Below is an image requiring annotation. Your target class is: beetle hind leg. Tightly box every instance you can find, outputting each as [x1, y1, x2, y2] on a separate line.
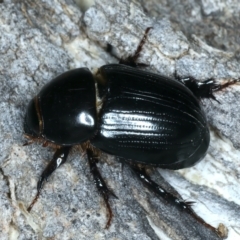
[86, 148, 118, 229]
[107, 27, 152, 67]
[175, 73, 238, 101]
[129, 164, 223, 238]
[119, 27, 152, 67]
[27, 146, 71, 212]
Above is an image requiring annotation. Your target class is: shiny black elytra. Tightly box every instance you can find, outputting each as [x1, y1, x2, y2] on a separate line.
[24, 28, 236, 238]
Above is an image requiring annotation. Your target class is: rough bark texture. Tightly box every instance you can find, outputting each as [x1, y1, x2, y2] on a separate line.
[0, 0, 239, 239]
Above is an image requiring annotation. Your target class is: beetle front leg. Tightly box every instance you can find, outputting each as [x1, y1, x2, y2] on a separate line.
[129, 164, 223, 238]
[86, 149, 117, 229]
[27, 146, 71, 212]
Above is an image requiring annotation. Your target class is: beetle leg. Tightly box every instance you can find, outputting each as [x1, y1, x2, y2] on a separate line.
[86, 148, 118, 229]
[27, 146, 71, 212]
[174, 73, 238, 101]
[119, 27, 152, 67]
[129, 164, 223, 238]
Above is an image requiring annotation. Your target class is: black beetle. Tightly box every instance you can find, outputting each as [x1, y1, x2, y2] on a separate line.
[24, 28, 236, 237]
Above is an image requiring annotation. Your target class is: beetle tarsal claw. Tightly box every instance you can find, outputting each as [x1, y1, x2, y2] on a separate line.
[109, 189, 118, 199]
[184, 200, 195, 206]
[23, 141, 33, 146]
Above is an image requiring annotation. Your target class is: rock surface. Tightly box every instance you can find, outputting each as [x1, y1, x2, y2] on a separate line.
[0, 0, 239, 239]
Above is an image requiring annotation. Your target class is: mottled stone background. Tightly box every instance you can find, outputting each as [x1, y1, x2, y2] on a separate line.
[0, 0, 239, 239]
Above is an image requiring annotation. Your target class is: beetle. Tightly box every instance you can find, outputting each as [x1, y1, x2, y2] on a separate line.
[24, 28, 237, 238]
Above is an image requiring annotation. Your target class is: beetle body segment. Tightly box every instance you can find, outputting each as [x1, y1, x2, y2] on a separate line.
[25, 64, 210, 168]
[92, 64, 210, 169]
[24, 68, 97, 145]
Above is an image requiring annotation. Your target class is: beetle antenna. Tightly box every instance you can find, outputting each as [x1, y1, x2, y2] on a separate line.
[23, 141, 34, 146]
